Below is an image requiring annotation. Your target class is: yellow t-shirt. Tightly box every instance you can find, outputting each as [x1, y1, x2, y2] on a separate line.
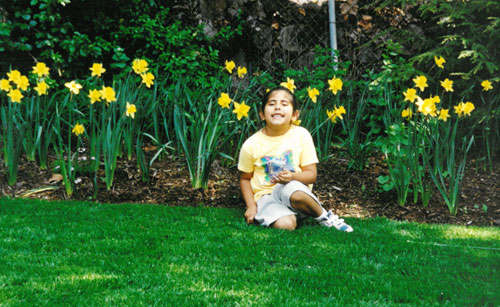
[238, 125, 319, 201]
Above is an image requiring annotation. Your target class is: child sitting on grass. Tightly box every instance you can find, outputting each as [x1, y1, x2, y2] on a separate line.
[237, 86, 353, 232]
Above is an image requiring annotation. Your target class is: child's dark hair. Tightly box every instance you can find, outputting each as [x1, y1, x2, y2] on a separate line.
[261, 86, 299, 112]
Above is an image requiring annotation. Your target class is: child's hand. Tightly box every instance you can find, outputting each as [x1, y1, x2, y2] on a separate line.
[274, 170, 293, 184]
[244, 206, 257, 225]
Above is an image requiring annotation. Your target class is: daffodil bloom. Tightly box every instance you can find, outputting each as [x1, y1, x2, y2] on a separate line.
[413, 75, 428, 92]
[7, 89, 23, 103]
[292, 119, 302, 125]
[434, 56, 445, 69]
[462, 101, 475, 116]
[481, 80, 493, 91]
[402, 108, 412, 119]
[17, 75, 29, 91]
[454, 103, 465, 117]
[334, 105, 346, 119]
[7, 70, 21, 84]
[88, 89, 102, 104]
[32, 62, 50, 77]
[0, 79, 11, 92]
[415, 96, 424, 112]
[100, 86, 116, 103]
[440, 78, 453, 92]
[65, 81, 83, 95]
[237, 66, 247, 78]
[328, 76, 343, 95]
[438, 109, 450, 122]
[217, 92, 232, 109]
[307, 87, 320, 103]
[233, 101, 250, 120]
[280, 78, 296, 93]
[225, 60, 235, 74]
[454, 102, 474, 117]
[326, 109, 338, 123]
[34, 81, 49, 96]
[90, 63, 106, 77]
[125, 102, 137, 119]
[72, 123, 85, 136]
[420, 98, 437, 117]
[431, 95, 440, 104]
[141, 72, 155, 88]
[132, 59, 148, 74]
[326, 105, 346, 123]
[403, 88, 417, 103]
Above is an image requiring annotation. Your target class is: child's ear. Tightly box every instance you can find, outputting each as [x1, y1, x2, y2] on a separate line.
[292, 110, 300, 121]
[259, 110, 265, 121]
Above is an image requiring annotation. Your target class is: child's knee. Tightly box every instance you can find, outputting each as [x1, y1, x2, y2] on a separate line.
[290, 190, 309, 205]
[272, 215, 297, 230]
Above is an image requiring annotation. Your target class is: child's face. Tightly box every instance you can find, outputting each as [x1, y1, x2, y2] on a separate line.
[259, 90, 298, 128]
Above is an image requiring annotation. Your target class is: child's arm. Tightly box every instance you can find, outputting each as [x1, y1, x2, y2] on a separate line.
[240, 171, 257, 224]
[275, 163, 317, 185]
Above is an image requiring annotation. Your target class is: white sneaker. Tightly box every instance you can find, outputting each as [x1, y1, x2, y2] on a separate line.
[317, 210, 353, 232]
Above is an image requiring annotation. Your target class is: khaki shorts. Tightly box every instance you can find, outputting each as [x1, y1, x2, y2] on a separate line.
[254, 180, 322, 227]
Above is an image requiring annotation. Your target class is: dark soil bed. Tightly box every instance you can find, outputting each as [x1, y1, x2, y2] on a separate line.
[2, 150, 499, 227]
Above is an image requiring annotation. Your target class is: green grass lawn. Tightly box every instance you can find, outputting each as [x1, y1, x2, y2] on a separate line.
[1, 198, 499, 306]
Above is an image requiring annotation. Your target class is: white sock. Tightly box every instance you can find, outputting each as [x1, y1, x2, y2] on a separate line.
[314, 208, 328, 221]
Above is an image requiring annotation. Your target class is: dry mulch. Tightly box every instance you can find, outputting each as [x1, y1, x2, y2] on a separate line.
[2, 150, 500, 227]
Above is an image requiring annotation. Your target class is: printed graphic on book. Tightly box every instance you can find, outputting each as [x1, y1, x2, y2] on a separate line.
[261, 150, 295, 184]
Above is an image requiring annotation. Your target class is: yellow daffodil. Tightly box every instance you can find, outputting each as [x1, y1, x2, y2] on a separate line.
[403, 88, 417, 103]
[280, 78, 296, 93]
[420, 98, 437, 117]
[413, 75, 428, 92]
[326, 105, 346, 123]
[454, 102, 474, 117]
[65, 81, 83, 95]
[100, 86, 116, 103]
[125, 102, 137, 119]
[88, 89, 102, 104]
[233, 101, 250, 120]
[225, 60, 235, 74]
[438, 109, 450, 122]
[237, 66, 247, 78]
[0, 79, 11, 92]
[32, 62, 50, 77]
[141, 72, 155, 88]
[431, 95, 440, 104]
[7, 89, 23, 103]
[132, 59, 148, 74]
[434, 56, 445, 69]
[415, 96, 424, 112]
[17, 75, 29, 91]
[218, 92, 232, 109]
[481, 80, 493, 91]
[90, 63, 106, 77]
[72, 123, 85, 136]
[7, 70, 21, 84]
[402, 108, 413, 119]
[328, 76, 343, 95]
[34, 81, 49, 96]
[462, 101, 475, 116]
[454, 103, 464, 117]
[292, 119, 302, 126]
[326, 109, 338, 123]
[307, 87, 320, 103]
[440, 78, 453, 92]
[335, 105, 346, 119]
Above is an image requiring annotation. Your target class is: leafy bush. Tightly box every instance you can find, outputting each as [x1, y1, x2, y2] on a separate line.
[0, 0, 240, 84]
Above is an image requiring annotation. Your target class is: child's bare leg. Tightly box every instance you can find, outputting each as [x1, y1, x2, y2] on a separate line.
[272, 215, 297, 230]
[289, 191, 323, 217]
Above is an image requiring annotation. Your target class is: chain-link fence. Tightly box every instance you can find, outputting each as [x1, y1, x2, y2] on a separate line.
[244, 0, 331, 74]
